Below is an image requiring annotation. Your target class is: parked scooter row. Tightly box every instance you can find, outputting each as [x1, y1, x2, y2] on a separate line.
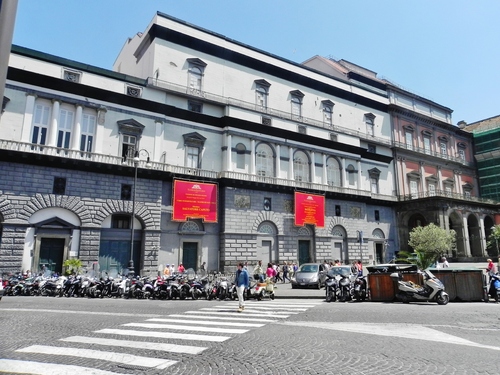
[324, 269, 367, 303]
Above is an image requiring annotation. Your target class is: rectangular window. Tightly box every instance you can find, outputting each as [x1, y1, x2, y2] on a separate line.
[428, 183, 436, 196]
[366, 119, 374, 136]
[445, 186, 452, 197]
[370, 177, 379, 194]
[122, 135, 136, 160]
[405, 132, 413, 150]
[57, 108, 74, 149]
[423, 137, 431, 155]
[335, 205, 341, 217]
[440, 142, 447, 156]
[410, 180, 418, 198]
[374, 210, 380, 221]
[121, 184, 132, 200]
[53, 177, 66, 195]
[112, 214, 131, 229]
[32, 103, 50, 147]
[188, 100, 202, 113]
[256, 85, 268, 109]
[291, 97, 301, 118]
[186, 146, 199, 168]
[80, 113, 96, 153]
[323, 106, 332, 125]
[458, 149, 465, 160]
[464, 190, 471, 199]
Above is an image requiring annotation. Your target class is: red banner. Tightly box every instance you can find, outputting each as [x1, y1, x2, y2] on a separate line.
[172, 180, 218, 223]
[294, 192, 325, 228]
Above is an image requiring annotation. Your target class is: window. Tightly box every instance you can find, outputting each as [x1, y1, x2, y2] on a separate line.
[423, 137, 431, 155]
[405, 132, 413, 150]
[428, 183, 436, 196]
[183, 132, 206, 169]
[122, 134, 136, 160]
[322, 100, 334, 126]
[80, 113, 96, 153]
[410, 180, 418, 198]
[458, 148, 465, 160]
[235, 143, 246, 170]
[440, 142, 447, 156]
[445, 186, 452, 197]
[112, 214, 131, 229]
[53, 177, 66, 195]
[31, 103, 50, 148]
[326, 157, 341, 187]
[121, 184, 132, 200]
[57, 108, 74, 149]
[374, 210, 380, 222]
[346, 164, 356, 186]
[256, 143, 274, 177]
[255, 83, 269, 109]
[188, 100, 202, 113]
[335, 205, 341, 217]
[368, 168, 381, 194]
[290, 90, 304, 119]
[293, 150, 309, 182]
[464, 190, 471, 199]
[187, 58, 207, 95]
[365, 113, 375, 136]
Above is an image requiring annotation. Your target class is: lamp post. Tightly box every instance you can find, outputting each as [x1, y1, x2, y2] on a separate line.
[128, 149, 151, 277]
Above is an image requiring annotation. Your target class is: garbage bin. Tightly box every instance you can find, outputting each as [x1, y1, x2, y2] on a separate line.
[431, 268, 485, 302]
[367, 264, 420, 302]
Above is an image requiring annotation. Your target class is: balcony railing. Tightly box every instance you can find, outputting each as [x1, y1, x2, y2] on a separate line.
[147, 77, 393, 147]
[399, 190, 498, 204]
[0, 139, 398, 201]
[393, 141, 475, 167]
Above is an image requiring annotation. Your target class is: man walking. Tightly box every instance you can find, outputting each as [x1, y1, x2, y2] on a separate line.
[235, 262, 249, 312]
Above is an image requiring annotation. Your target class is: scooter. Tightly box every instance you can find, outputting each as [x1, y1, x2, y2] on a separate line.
[249, 277, 275, 301]
[325, 273, 340, 302]
[390, 269, 449, 305]
[488, 273, 500, 303]
[352, 275, 367, 302]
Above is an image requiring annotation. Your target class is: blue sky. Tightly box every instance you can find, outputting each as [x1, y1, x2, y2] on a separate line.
[12, 0, 500, 125]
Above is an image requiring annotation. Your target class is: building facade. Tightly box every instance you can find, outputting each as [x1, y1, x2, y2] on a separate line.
[0, 12, 497, 277]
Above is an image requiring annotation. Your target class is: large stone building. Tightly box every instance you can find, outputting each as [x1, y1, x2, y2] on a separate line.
[0, 12, 497, 276]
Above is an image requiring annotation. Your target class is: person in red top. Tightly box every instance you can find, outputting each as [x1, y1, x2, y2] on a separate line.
[486, 259, 497, 282]
[178, 263, 185, 273]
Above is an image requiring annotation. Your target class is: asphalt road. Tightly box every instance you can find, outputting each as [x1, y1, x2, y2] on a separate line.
[0, 294, 499, 375]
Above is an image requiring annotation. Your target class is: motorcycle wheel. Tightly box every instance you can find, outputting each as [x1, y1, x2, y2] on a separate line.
[325, 289, 332, 303]
[270, 293, 275, 300]
[192, 290, 199, 300]
[436, 292, 449, 305]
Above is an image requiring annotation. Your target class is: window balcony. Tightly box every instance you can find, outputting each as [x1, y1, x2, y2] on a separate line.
[393, 141, 475, 167]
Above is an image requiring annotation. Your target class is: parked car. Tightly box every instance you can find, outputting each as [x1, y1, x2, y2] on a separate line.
[291, 263, 327, 289]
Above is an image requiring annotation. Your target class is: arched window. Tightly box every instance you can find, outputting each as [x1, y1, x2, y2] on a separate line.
[256, 143, 274, 177]
[294, 150, 309, 182]
[326, 157, 341, 186]
[235, 143, 246, 170]
[258, 221, 276, 234]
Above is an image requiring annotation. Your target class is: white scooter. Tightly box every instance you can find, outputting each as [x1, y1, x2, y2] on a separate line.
[390, 269, 449, 305]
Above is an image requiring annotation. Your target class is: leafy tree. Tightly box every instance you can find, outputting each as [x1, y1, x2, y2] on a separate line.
[63, 258, 83, 275]
[487, 225, 500, 256]
[399, 223, 456, 270]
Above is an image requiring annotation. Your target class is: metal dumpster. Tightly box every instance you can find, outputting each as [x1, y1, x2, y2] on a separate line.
[430, 268, 486, 302]
[367, 264, 421, 302]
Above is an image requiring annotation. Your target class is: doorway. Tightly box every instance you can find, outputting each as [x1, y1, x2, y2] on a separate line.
[298, 240, 311, 265]
[39, 238, 65, 274]
[375, 243, 383, 264]
[182, 242, 198, 270]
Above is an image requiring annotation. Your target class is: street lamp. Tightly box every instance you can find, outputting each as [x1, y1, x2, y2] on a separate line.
[128, 149, 152, 277]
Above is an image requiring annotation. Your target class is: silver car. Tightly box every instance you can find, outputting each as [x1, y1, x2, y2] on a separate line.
[291, 263, 327, 289]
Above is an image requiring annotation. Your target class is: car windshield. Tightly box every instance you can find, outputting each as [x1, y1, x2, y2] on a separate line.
[328, 267, 351, 277]
[299, 264, 318, 273]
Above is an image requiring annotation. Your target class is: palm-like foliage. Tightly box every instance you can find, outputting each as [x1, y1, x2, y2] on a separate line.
[397, 250, 438, 270]
[63, 258, 83, 275]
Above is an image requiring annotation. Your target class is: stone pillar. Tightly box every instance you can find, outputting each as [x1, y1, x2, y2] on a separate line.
[357, 160, 362, 190]
[21, 94, 36, 142]
[322, 153, 327, 185]
[463, 216, 471, 257]
[71, 105, 83, 150]
[276, 144, 281, 178]
[310, 151, 315, 183]
[226, 133, 232, 171]
[250, 138, 255, 175]
[288, 146, 294, 179]
[47, 100, 60, 147]
[341, 158, 346, 187]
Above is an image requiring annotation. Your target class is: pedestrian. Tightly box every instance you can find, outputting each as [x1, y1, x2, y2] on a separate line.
[288, 262, 294, 279]
[323, 260, 330, 272]
[266, 262, 275, 281]
[356, 260, 363, 276]
[441, 257, 449, 268]
[178, 263, 185, 273]
[335, 259, 341, 266]
[170, 264, 175, 274]
[234, 262, 249, 312]
[163, 264, 171, 277]
[199, 262, 206, 273]
[253, 260, 264, 282]
[282, 262, 289, 283]
[486, 258, 497, 282]
[274, 263, 283, 283]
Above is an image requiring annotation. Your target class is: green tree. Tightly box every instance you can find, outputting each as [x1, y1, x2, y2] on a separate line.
[487, 225, 500, 256]
[400, 223, 456, 270]
[63, 258, 83, 275]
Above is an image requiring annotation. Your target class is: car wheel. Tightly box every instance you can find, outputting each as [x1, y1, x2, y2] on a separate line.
[291, 284, 297, 289]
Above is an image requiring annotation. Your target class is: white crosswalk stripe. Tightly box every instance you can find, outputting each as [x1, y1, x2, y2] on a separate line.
[0, 300, 321, 374]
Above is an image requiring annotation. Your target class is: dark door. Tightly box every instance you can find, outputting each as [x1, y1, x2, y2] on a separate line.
[99, 240, 140, 276]
[298, 240, 311, 265]
[375, 243, 383, 264]
[39, 238, 65, 274]
[182, 242, 198, 271]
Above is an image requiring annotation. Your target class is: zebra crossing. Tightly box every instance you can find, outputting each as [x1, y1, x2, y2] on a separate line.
[0, 300, 321, 374]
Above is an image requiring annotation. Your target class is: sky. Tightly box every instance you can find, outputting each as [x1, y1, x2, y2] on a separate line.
[11, 0, 500, 125]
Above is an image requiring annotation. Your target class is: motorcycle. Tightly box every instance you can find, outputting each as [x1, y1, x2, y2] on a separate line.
[248, 277, 275, 301]
[488, 273, 500, 303]
[189, 274, 210, 300]
[216, 275, 230, 301]
[352, 275, 367, 302]
[390, 269, 449, 305]
[325, 273, 340, 302]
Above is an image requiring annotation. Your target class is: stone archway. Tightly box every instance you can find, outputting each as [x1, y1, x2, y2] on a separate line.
[449, 211, 465, 257]
[467, 214, 482, 257]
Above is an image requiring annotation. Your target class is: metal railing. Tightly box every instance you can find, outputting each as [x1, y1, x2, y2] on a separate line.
[393, 141, 474, 167]
[398, 190, 498, 204]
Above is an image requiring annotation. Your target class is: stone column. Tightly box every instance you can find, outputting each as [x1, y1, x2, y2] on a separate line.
[226, 133, 232, 171]
[463, 216, 471, 257]
[288, 146, 294, 180]
[275, 144, 281, 178]
[47, 100, 60, 147]
[322, 153, 327, 185]
[357, 160, 362, 190]
[21, 94, 36, 142]
[310, 151, 315, 183]
[250, 138, 255, 175]
[71, 105, 83, 150]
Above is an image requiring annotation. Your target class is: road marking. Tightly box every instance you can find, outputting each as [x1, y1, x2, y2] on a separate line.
[186, 310, 290, 318]
[220, 304, 308, 311]
[0, 359, 129, 375]
[199, 307, 295, 316]
[0, 308, 160, 318]
[175, 313, 277, 322]
[17, 345, 176, 370]
[123, 322, 248, 334]
[281, 321, 500, 351]
[96, 328, 230, 342]
[147, 318, 265, 327]
[61, 335, 207, 354]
